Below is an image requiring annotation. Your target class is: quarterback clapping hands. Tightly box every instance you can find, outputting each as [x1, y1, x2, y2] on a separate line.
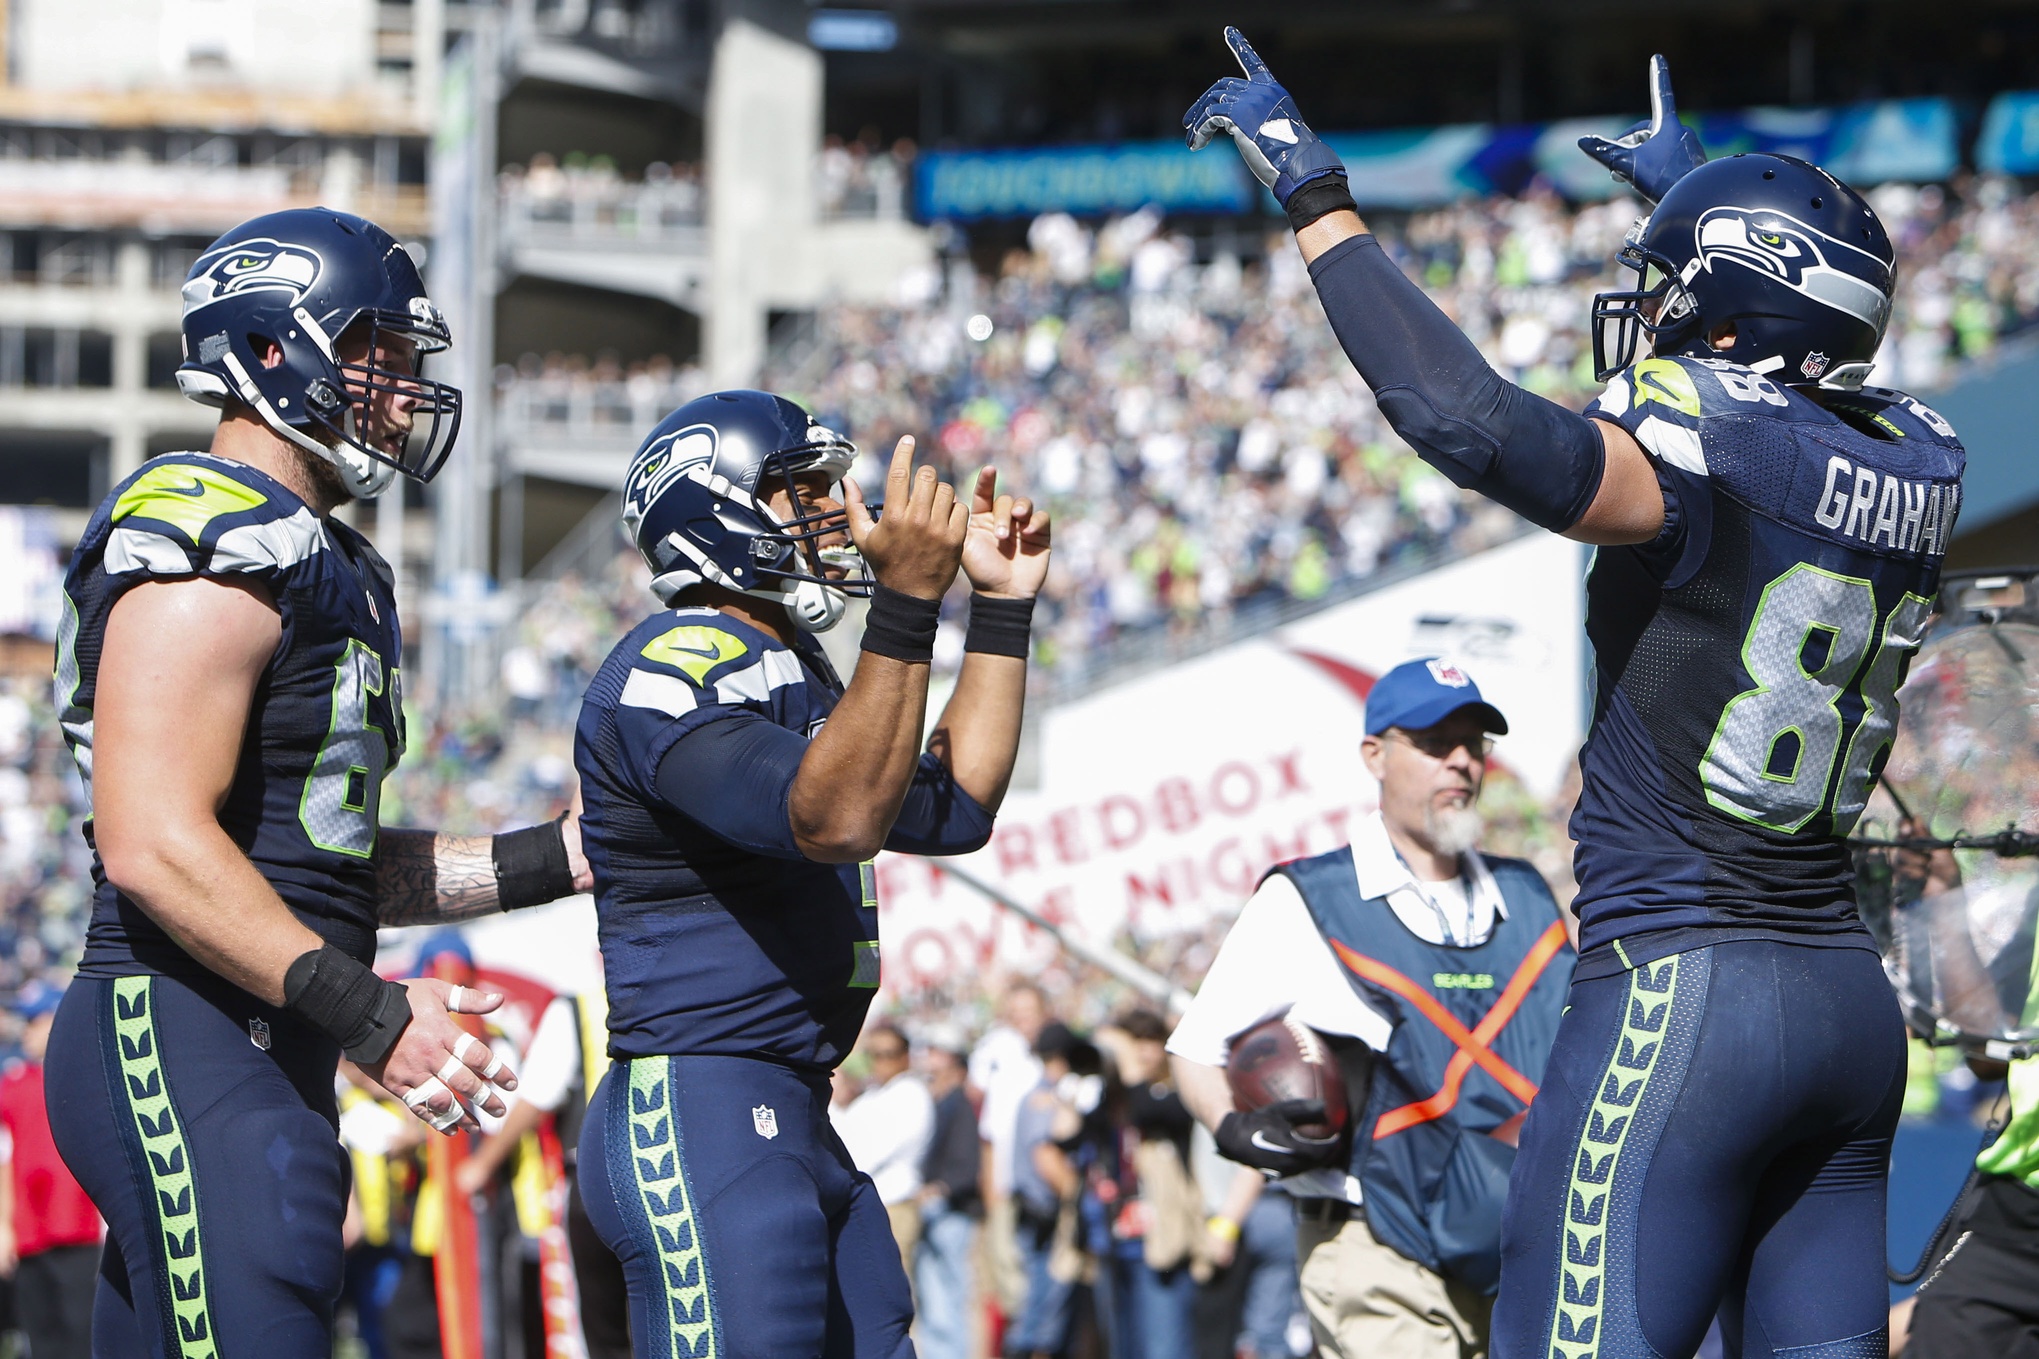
[1183, 27, 1346, 204]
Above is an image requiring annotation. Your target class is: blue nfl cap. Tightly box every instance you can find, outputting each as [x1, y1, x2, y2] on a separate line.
[1364, 657, 1509, 737]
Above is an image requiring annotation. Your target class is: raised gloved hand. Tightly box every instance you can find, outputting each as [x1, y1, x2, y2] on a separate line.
[1215, 1099, 1344, 1175]
[1578, 54, 1708, 205]
[1183, 27, 1346, 205]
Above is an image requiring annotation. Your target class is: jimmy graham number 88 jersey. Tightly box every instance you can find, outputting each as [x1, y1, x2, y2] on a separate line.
[57, 452, 404, 979]
[1570, 355, 1964, 974]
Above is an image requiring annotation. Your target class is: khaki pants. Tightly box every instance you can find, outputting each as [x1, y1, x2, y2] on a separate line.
[1295, 1213, 1492, 1359]
[888, 1199, 924, 1271]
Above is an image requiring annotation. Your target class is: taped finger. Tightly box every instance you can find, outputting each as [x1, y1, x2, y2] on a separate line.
[453, 1032, 482, 1066]
[403, 1075, 455, 1116]
[437, 1053, 471, 1086]
[446, 984, 468, 1013]
[479, 1050, 508, 1082]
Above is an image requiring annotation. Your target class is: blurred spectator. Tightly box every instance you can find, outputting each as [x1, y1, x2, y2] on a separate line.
[974, 982, 1050, 1330]
[818, 134, 915, 221]
[1092, 1009, 1202, 1359]
[914, 1028, 982, 1359]
[0, 979, 100, 1359]
[1008, 1022, 1099, 1359]
[833, 1022, 937, 1269]
[499, 152, 704, 238]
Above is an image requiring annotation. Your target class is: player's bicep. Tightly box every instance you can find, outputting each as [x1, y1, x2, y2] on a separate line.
[93, 577, 280, 860]
[1564, 419, 1668, 546]
[651, 710, 811, 860]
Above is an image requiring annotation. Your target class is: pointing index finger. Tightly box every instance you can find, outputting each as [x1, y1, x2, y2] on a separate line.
[1647, 53, 1676, 132]
[1224, 26, 1270, 82]
[886, 435, 917, 502]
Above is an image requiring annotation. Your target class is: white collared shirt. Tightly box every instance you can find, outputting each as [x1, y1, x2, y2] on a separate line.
[830, 1070, 936, 1206]
[1165, 810, 1509, 1204]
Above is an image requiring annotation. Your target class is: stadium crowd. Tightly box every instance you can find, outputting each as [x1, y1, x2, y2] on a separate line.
[487, 171, 2039, 706]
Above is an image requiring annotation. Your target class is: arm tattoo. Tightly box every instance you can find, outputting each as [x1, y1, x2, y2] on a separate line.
[375, 829, 501, 926]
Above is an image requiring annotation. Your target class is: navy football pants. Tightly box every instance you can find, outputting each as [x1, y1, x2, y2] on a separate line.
[579, 1053, 915, 1359]
[1492, 940, 1907, 1359]
[44, 973, 350, 1358]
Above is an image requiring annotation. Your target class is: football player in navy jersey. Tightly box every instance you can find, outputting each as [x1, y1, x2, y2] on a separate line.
[42, 208, 592, 1357]
[1189, 38, 1960, 1359]
[572, 390, 1049, 1359]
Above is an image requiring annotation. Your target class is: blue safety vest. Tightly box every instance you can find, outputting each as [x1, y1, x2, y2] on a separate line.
[1278, 846, 1574, 1293]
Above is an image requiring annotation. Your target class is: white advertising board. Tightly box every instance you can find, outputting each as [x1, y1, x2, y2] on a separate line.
[875, 533, 1589, 991]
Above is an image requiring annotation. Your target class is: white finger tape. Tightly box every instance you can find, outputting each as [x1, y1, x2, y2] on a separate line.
[404, 1075, 453, 1113]
[446, 984, 469, 1013]
[479, 1052, 506, 1082]
[437, 1054, 469, 1085]
[453, 1032, 480, 1065]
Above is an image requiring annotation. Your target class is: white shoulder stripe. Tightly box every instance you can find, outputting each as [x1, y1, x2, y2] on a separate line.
[1633, 415, 1708, 477]
[104, 526, 199, 575]
[715, 648, 806, 704]
[620, 669, 700, 718]
[210, 507, 327, 571]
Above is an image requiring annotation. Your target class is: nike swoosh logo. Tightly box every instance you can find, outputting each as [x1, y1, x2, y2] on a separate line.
[162, 478, 208, 497]
[1250, 1131, 1291, 1155]
[668, 642, 728, 661]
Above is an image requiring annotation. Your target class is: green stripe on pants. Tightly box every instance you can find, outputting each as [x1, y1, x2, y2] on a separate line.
[112, 976, 217, 1359]
[628, 1058, 718, 1359]
[1547, 956, 1680, 1359]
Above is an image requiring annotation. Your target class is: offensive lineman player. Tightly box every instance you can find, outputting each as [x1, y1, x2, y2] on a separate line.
[44, 208, 590, 1355]
[1188, 38, 1961, 1359]
[573, 391, 1050, 1358]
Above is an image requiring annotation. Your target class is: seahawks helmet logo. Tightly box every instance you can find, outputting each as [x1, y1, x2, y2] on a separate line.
[1693, 206, 1892, 332]
[621, 423, 718, 538]
[182, 239, 323, 311]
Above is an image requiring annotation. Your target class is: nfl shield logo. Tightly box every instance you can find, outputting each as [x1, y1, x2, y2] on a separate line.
[249, 1018, 271, 1051]
[1801, 351, 1829, 380]
[1426, 658, 1471, 688]
[752, 1105, 779, 1139]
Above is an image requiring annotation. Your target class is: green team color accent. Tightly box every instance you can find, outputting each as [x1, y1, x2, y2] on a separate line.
[640, 626, 749, 685]
[1433, 972, 1496, 990]
[112, 977, 218, 1359]
[1547, 956, 1681, 1359]
[628, 1059, 717, 1359]
[1976, 943, 2039, 1188]
[1631, 358, 1701, 417]
[111, 463, 266, 544]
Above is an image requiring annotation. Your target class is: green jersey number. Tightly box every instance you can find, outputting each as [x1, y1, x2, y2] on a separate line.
[300, 640, 396, 858]
[1700, 563, 1930, 834]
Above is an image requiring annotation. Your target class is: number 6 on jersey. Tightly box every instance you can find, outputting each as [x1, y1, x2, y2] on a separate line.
[1701, 563, 1930, 834]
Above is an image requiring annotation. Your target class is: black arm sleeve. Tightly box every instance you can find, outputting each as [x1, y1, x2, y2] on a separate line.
[1307, 233, 1607, 533]
[884, 753, 996, 857]
[653, 712, 809, 860]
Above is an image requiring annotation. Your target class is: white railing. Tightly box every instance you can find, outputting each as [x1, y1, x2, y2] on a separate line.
[495, 368, 704, 448]
[498, 165, 705, 243]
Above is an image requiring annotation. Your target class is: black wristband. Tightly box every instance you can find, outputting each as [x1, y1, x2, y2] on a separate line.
[964, 593, 1035, 658]
[1285, 173, 1358, 233]
[494, 813, 575, 912]
[860, 583, 942, 663]
[282, 944, 413, 1066]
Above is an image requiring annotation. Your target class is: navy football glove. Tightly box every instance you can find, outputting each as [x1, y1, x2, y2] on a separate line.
[1577, 54, 1707, 205]
[1183, 27, 1345, 206]
[1215, 1100, 1344, 1175]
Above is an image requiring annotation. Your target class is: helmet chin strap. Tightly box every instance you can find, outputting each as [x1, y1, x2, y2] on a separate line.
[750, 578, 848, 633]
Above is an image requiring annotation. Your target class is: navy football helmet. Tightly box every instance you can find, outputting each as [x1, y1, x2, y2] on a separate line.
[1592, 154, 1896, 390]
[621, 390, 868, 631]
[176, 208, 461, 499]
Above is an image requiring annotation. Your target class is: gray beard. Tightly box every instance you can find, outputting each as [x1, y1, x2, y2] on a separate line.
[1423, 803, 1483, 860]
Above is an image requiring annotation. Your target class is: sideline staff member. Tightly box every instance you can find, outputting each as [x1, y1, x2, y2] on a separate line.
[1170, 658, 1574, 1359]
